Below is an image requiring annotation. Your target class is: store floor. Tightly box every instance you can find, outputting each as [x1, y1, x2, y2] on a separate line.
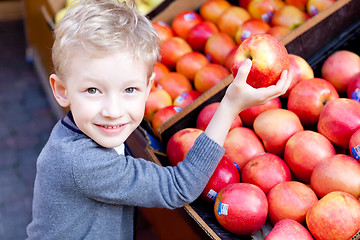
[0, 19, 160, 240]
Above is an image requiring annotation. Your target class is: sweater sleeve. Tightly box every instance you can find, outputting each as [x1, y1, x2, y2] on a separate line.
[71, 132, 225, 209]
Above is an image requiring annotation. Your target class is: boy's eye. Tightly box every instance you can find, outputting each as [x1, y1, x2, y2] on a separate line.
[125, 87, 136, 93]
[87, 88, 99, 94]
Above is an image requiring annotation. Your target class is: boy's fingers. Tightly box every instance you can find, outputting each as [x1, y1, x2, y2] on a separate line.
[234, 59, 252, 83]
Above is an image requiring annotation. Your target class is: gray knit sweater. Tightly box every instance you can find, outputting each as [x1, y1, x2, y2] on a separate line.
[26, 113, 225, 239]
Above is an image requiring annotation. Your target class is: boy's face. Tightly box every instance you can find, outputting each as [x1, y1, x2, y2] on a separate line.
[52, 51, 153, 148]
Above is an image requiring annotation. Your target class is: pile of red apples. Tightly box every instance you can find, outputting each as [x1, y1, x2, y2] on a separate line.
[145, 0, 337, 136]
[166, 46, 360, 239]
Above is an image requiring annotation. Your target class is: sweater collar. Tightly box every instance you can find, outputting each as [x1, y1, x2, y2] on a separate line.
[61, 111, 83, 134]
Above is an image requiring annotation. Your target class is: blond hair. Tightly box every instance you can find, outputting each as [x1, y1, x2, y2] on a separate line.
[52, 0, 160, 79]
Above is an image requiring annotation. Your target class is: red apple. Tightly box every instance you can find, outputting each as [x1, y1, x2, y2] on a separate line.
[160, 36, 192, 69]
[285, 0, 308, 11]
[317, 98, 360, 149]
[194, 63, 230, 93]
[204, 32, 236, 65]
[247, 0, 285, 22]
[321, 50, 360, 93]
[214, 183, 268, 235]
[239, 97, 282, 127]
[173, 90, 201, 109]
[157, 72, 193, 100]
[347, 72, 360, 101]
[283, 54, 315, 97]
[201, 158, 240, 203]
[241, 152, 291, 194]
[271, 5, 307, 30]
[196, 102, 242, 131]
[222, 127, 265, 172]
[307, 0, 337, 16]
[216, 6, 251, 38]
[287, 78, 339, 126]
[265, 219, 314, 240]
[232, 33, 289, 88]
[267, 181, 318, 225]
[266, 25, 291, 40]
[306, 191, 360, 240]
[171, 10, 202, 39]
[199, 0, 232, 24]
[144, 87, 172, 122]
[310, 154, 360, 199]
[166, 128, 203, 166]
[151, 105, 182, 136]
[284, 130, 336, 183]
[234, 18, 271, 45]
[186, 21, 219, 52]
[176, 51, 209, 81]
[253, 108, 304, 157]
[152, 21, 174, 44]
[153, 61, 170, 86]
[350, 128, 360, 161]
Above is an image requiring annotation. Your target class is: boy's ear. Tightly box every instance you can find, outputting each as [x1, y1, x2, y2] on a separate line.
[49, 74, 70, 108]
[146, 72, 155, 96]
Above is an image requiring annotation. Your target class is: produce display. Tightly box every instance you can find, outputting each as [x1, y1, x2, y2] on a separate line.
[161, 47, 360, 240]
[145, 0, 339, 136]
[141, 2, 360, 238]
[162, 46, 360, 239]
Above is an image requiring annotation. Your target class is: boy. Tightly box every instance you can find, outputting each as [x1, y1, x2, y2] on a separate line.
[26, 0, 291, 239]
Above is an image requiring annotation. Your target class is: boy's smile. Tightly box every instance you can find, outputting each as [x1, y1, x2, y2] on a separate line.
[50, 51, 153, 148]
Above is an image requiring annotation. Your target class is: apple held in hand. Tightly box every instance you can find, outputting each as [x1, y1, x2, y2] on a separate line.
[284, 130, 336, 183]
[317, 98, 360, 149]
[241, 152, 291, 194]
[201, 158, 240, 203]
[267, 181, 318, 225]
[310, 154, 360, 198]
[287, 78, 339, 126]
[214, 183, 268, 235]
[306, 191, 360, 240]
[264, 219, 314, 240]
[231, 33, 289, 88]
[166, 128, 203, 166]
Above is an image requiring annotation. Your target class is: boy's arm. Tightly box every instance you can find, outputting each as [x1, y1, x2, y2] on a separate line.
[205, 59, 292, 146]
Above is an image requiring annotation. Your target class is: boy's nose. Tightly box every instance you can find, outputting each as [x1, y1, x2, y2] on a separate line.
[101, 96, 124, 118]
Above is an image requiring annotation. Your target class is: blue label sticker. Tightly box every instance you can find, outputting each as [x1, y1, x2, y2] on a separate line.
[218, 201, 229, 216]
[233, 162, 240, 173]
[351, 145, 360, 160]
[351, 88, 360, 102]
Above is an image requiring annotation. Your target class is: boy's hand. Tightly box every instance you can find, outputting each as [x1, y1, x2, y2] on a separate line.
[204, 58, 292, 146]
[223, 58, 292, 114]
